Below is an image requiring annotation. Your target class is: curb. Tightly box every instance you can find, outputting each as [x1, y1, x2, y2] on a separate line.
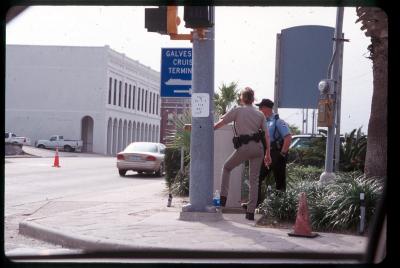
[19, 220, 171, 251]
[5, 154, 41, 159]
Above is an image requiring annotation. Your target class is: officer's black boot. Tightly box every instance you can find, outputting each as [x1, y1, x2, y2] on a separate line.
[245, 212, 254, 221]
[220, 196, 227, 207]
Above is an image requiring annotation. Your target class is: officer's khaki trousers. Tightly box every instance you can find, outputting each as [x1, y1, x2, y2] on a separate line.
[220, 141, 264, 213]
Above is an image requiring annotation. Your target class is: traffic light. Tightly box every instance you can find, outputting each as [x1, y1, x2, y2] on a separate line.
[145, 6, 167, 34]
[145, 6, 180, 35]
[183, 6, 214, 28]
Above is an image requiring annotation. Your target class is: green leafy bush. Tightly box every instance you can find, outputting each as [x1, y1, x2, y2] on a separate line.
[258, 172, 383, 232]
[164, 147, 182, 189]
[339, 127, 367, 172]
[314, 173, 383, 231]
[286, 164, 323, 188]
[170, 164, 190, 196]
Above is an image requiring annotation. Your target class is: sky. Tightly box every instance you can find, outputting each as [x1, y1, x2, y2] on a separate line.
[5, 5, 374, 134]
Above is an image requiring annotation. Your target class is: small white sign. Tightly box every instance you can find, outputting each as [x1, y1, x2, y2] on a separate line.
[191, 93, 209, 117]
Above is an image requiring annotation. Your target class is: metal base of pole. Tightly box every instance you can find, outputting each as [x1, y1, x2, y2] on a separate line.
[319, 171, 336, 185]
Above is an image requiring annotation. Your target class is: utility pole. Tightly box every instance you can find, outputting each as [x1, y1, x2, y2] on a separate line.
[334, 33, 345, 172]
[145, 6, 218, 218]
[181, 7, 217, 215]
[319, 7, 344, 184]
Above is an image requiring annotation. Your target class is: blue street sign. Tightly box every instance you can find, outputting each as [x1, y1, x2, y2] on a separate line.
[160, 48, 192, 97]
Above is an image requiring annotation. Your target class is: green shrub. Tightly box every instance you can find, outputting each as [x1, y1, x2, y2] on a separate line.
[259, 189, 299, 221]
[258, 173, 383, 232]
[170, 164, 190, 196]
[314, 173, 383, 231]
[164, 147, 182, 189]
[286, 164, 323, 188]
[339, 127, 367, 172]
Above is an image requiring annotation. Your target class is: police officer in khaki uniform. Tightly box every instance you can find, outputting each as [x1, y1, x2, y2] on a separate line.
[214, 87, 271, 221]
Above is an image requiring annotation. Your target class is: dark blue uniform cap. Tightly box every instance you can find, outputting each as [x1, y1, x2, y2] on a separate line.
[255, 99, 274, 108]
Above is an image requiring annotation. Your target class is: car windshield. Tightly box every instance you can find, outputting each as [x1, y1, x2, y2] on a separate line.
[4, 4, 388, 265]
[126, 143, 158, 153]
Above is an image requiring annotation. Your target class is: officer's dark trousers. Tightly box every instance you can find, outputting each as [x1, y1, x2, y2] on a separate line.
[257, 149, 287, 205]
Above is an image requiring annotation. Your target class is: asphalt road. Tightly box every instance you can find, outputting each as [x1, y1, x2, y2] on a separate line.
[4, 156, 165, 253]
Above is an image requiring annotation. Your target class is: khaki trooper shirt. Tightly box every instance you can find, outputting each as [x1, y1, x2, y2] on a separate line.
[221, 105, 267, 136]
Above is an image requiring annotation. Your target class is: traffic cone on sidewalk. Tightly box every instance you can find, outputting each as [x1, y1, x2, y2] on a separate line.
[52, 147, 61, 168]
[288, 192, 318, 238]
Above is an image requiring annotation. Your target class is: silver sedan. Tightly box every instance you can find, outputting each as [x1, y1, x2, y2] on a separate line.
[116, 142, 166, 177]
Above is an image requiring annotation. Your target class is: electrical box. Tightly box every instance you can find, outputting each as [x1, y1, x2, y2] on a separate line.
[183, 6, 214, 28]
[317, 98, 334, 127]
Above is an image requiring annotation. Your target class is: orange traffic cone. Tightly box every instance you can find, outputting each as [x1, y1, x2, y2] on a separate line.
[288, 192, 318, 238]
[53, 147, 61, 168]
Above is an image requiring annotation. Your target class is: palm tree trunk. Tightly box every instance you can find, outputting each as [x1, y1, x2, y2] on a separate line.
[364, 36, 387, 179]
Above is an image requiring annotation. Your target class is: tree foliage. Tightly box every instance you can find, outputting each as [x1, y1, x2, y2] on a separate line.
[214, 81, 240, 116]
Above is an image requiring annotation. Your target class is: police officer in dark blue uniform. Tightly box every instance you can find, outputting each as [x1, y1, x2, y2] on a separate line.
[241, 98, 292, 210]
[255, 99, 292, 202]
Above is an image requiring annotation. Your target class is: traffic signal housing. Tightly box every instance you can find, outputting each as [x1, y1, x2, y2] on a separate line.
[183, 6, 214, 28]
[145, 6, 180, 35]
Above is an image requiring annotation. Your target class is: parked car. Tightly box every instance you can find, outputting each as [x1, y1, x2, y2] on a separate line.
[35, 135, 83, 152]
[290, 134, 325, 149]
[116, 142, 166, 177]
[5, 132, 31, 146]
[289, 134, 345, 149]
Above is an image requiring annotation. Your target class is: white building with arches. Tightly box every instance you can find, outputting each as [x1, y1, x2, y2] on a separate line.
[6, 44, 161, 155]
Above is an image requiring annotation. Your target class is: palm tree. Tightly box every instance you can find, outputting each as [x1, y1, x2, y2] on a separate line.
[214, 81, 240, 116]
[355, 7, 387, 179]
[165, 110, 191, 154]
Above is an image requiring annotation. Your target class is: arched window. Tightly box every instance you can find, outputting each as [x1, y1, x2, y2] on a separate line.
[107, 118, 112, 155]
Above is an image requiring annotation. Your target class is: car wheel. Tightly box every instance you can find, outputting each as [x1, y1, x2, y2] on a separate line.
[137, 171, 143, 175]
[38, 144, 45, 149]
[119, 169, 127, 177]
[64, 145, 73, 152]
[155, 162, 164, 177]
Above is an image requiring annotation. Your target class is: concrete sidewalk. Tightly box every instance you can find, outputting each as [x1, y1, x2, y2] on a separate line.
[14, 180, 368, 256]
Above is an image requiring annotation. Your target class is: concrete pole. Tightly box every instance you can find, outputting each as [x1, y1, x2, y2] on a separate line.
[273, 33, 281, 115]
[312, 109, 315, 135]
[181, 19, 216, 213]
[334, 33, 345, 172]
[320, 7, 344, 184]
[306, 108, 309, 134]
